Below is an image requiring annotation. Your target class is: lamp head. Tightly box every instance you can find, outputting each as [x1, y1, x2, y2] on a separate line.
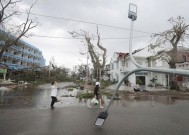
[94, 111, 108, 126]
[128, 3, 137, 21]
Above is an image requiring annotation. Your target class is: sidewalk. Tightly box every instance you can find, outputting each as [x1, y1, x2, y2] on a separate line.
[1, 104, 189, 135]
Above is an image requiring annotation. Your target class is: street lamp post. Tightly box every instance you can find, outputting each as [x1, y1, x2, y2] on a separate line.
[128, 3, 142, 68]
[95, 3, 138, 126]
[94, 3, 189, 126]
[128, 3, 137, 21]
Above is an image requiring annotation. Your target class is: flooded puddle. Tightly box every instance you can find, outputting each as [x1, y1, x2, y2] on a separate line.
[1, 82, 189, 109]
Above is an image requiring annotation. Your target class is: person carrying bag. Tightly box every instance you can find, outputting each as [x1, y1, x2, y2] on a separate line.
[88, 82, 104, 108]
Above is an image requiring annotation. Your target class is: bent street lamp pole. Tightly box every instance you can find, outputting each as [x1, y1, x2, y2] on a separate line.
[95, 3, 139, 126]
[95, 3, 189, 126]
[95, 68, 189, 126]
[128, 3, 142, 68]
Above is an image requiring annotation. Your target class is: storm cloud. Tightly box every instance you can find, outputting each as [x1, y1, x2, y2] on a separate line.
[18, 0, 189, 68]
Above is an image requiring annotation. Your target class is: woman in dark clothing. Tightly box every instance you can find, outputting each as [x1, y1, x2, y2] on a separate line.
[94, 83, 100, 100]
[88, 82, 104, 108]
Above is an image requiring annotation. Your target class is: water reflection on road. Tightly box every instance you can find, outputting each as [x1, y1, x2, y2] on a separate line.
[1, 82, 189, 109]
[110, 92, 189, 110]
[0, 82, 83, 109]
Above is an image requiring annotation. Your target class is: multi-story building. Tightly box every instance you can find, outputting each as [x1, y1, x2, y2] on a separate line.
[109, 46, 189, 90]
[109, 49, 168, 89]
[0, 31, 45, 70]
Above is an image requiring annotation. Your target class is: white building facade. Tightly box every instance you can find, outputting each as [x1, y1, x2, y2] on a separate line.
[109, 51, 168, 89]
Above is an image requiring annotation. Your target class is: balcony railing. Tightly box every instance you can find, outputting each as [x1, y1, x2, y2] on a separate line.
[3, 52, 42, 64]
[10, 45, 42, 58]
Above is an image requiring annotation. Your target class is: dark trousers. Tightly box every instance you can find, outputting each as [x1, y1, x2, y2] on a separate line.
[94, 93, 99, 100]
[51, 96, 57, 107]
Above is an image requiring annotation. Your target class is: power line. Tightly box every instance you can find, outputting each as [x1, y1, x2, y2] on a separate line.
[16, 10, 153, 35]
[31, 35, 83, 39]
[31, 34, 150, 40]
[99, 36, 149, 40]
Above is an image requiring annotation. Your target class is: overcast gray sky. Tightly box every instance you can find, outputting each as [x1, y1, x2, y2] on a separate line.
[18, 0, 189, 69]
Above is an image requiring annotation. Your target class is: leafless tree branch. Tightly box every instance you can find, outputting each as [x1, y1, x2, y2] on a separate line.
[69, 26, 107, 78]
[0, 0, 38, 61]
[150, 16, 189, 68]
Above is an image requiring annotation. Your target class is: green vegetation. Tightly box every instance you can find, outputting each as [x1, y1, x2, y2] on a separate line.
[101, 91, 113, 97]
[136, 78, 143, 85]
[61, 95, 69, 97]
[64, 85, 79, 91]
[65, 85, 79, 89]
[149, 77, 157, 87]
[67, 88, 74, 91]
[124, 79, 130, 85]
[4, 67, 72, 84]
[76, 92, 94, 100]
[100, 80, 111, 89]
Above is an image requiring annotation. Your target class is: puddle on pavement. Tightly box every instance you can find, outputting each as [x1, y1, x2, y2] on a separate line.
[1, 82, 189, 109]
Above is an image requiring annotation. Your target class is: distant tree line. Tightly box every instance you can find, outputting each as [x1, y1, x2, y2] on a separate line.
[1, 66, 72, 84]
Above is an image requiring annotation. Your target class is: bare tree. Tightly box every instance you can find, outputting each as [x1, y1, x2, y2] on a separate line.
[148, 16, 189, 90]
[149, 16, 189, 68]
[69, 27, 107, 80]
[0, 0, 21, 24]
[0, 0, 38, 62]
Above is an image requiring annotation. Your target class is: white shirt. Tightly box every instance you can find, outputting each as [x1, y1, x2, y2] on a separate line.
[51, 85, 57, 97]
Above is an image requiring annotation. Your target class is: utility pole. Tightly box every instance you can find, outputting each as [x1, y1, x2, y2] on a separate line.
[99, 68, 101, 86]
[85, 51, 89, 91]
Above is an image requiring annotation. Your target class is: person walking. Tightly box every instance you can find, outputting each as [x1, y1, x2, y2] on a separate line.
[88, 81, 104, 109]
[50, 81, 58, 109]
[94, 82, 100, 100]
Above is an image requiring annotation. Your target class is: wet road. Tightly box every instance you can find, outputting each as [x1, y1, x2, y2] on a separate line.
[0, 82, 90, 109]
[0, 83, 189, 135]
